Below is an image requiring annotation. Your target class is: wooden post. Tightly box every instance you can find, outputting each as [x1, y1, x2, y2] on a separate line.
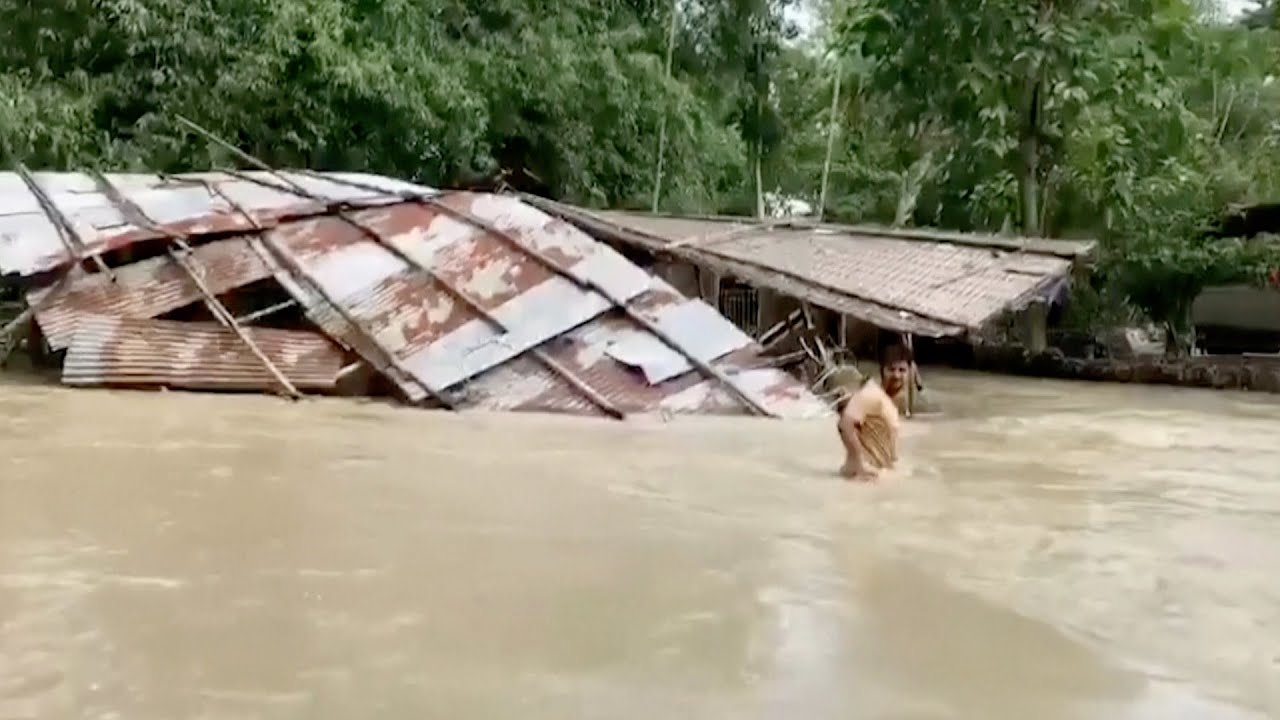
[698, 268, 722, 310]
[1022, 300, 1048, 353]
[0, 307, 33, 366]
[754, 288, 787, 340]
[902, 332, 918, 418]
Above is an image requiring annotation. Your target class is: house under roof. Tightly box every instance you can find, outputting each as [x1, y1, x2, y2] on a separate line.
[524, 196, 1096, 339]
[0, 170, 824, 419]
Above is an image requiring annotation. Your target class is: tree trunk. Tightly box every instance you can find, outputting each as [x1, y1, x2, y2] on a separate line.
[754, 141, 765, 219]
[1018, 0, 1054, 238]
[816, 66, 842, 222]
[1163, 301, 1196, 358]
[1017, 78, 1042, 237]
[895, 150, 933, 227]
[752, 33, 767, 220]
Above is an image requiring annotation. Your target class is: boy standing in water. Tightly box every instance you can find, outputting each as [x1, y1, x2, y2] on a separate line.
[828, 343, 922, 481]
[829, 367, 901, 482]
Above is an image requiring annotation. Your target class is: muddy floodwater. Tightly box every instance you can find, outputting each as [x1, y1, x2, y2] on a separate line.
[1, 370, 1278, 719]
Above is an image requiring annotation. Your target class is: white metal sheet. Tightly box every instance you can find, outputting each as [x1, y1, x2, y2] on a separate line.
[605, 298, 754, 384]
[397, 239, 652, 391]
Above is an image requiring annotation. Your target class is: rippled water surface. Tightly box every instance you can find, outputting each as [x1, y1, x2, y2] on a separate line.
[2, 371, 1278, 719]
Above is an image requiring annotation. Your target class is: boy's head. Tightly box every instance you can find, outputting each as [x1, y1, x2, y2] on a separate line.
[880, 344, 912, 393]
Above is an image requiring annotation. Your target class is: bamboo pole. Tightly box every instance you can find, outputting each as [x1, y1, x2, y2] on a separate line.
[15, 164, 115, 279]
[236, 299, 297, 324]
[167, 245, 303, 399]
[176, 116, 314, 197]
[754, 40, 766, 220]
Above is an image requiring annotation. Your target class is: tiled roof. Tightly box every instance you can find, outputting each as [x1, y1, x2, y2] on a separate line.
[529, 198, 1094, 337]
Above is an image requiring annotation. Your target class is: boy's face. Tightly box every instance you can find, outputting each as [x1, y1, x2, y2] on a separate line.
[882, 360, 911, 391]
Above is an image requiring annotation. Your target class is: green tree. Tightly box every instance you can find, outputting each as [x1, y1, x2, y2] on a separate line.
[828, 0, 1280, 350]
[0, 0, 748, 209]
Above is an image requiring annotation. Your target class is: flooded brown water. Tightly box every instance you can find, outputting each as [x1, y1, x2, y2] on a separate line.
[1, 370, 1278, 719]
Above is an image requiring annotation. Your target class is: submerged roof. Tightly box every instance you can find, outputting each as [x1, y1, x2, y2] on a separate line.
[62, 315, 344, 392]
[527, 198, 1095, 337]
[0, 170, 823, 419]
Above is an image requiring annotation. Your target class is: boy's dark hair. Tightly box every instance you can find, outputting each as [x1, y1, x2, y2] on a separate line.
[880, 342, 913, 367]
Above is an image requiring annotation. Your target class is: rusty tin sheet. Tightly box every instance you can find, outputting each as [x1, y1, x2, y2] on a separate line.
[61, 315, 343, 392]
[266, 193, 653, 400]
[458, 314, 826, 418]
[0, 171, 436, 278]
[26, 236, 274, 350]
[455, 279, 826, 418]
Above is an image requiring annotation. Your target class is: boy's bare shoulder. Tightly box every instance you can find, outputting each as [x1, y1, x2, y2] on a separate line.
[840, 380, 898, 422]
[859, 379, 893, 403]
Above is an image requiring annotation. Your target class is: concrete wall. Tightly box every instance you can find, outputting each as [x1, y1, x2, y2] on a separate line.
[973, 343, 1280, 393]
[1193, 285, 1280, 332]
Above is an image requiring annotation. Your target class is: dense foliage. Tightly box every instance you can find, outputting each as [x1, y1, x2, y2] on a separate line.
[2, 0, 1278, 346]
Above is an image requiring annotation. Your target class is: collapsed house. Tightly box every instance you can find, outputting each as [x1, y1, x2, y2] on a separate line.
[0, 170, 825, 419]
[525, 197, 1097, 364]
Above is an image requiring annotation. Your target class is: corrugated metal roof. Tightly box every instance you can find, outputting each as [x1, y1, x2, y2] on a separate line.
[0, 169, 824, 418]
[267, 193, 656, 399]
[0, 171, 436, 278]
[251, 186, 810, 416]
[61, 315, 343, 392]
[26, 236, 273, 350]
[456, 304, 827, 418]
[524, 197, 1092, 337]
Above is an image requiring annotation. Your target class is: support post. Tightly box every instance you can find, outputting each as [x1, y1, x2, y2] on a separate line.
[1021, 300, 1048, 354]
[903, 332, 917, 418]
[698, 268, 722, 309]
